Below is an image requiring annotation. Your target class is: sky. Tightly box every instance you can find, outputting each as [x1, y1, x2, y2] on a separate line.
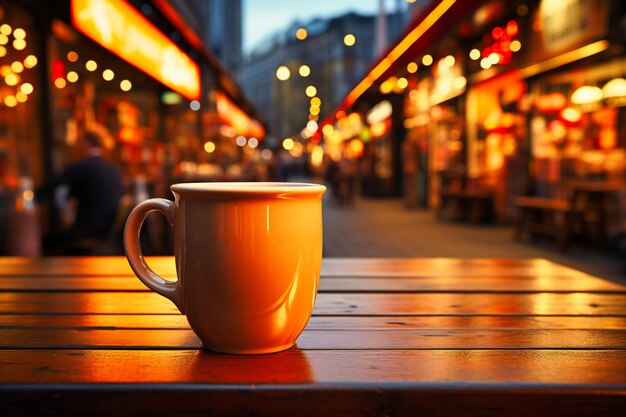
[243, 0, 401, 53]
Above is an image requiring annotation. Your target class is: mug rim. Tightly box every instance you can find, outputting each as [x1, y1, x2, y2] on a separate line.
[171, 182, 326, 196]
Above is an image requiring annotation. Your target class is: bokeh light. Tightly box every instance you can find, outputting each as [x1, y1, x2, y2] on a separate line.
[276, 65, 290, 80]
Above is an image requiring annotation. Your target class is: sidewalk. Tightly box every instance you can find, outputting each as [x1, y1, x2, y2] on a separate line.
[323, 197, 625, 284]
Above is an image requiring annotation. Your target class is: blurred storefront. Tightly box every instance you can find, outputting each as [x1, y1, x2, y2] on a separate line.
[0, 0, 265, 255]
[322, 0, 626, 234]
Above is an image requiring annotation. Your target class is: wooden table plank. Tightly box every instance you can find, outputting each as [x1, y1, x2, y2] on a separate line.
[2, 292, 626, 315]
[3, 314, 626, 330]
[2, 349, 626, 385]
[1, 328, 626, 350]
[0, 257, 592, 278]
[1, 275, 623, 293]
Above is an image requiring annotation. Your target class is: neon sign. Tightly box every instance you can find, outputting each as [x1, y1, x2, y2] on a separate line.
[71, 0, 200, 100]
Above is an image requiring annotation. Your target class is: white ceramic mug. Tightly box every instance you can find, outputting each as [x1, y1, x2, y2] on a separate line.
[124, 182, 326, 354]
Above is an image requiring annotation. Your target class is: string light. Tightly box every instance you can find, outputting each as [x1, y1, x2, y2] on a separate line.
[86, 60, 97, 71]
[299, 65, 310, 77]
[67, 71, 79, 83]
[13, 28, 25, 39]
[422, 54, 433, 66]
[204, 141, 216, 153]
[24, 55, 37, 68]
[11, 61, 23, 73]
[276, 65, 290, 80]
[4, 95, 17, 107]
[343, 34, 356, 46]
[5, 73, 19, 86]
[469, 49, 481, 60]
[67, 51, 78, 62]
[296, 28, 308, 40]
[54, 78, 66, 89]
[102, 69, 114, 81]
[407, 62, 418, 73]
[248, 138, 258, 148]
[282, 138, 295, 150]
[20, 83, 33, 94]
[120, 79, 132, 91]
[13, 38, 26, 50]
[16, 91, 27, 102]
[305, 85, 317, 97]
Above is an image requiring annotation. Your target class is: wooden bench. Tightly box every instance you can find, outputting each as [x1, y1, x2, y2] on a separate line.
[514, 196, 571, 250]
[438, 189, 495, 224]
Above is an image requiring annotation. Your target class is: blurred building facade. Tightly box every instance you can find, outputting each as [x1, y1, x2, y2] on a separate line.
[170, 0, 242, 73]
[237, 9, 406, 143]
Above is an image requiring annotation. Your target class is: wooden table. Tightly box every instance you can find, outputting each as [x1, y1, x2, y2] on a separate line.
[1, 257, 626, 416]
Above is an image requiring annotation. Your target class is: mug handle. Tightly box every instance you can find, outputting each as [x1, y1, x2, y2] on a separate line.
[124, 198, 183, 313]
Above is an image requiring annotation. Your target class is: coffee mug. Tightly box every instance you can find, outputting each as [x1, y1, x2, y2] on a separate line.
[124, 182, 326, 354]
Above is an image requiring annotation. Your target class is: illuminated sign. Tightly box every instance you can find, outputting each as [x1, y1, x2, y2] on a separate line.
[216, 92, 265, 139]
[71, 0, 200, 100]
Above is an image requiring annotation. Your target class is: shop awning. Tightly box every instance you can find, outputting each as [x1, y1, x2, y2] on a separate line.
[320, 0, 483, 129]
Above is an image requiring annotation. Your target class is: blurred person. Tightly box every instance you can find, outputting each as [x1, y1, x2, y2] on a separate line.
[37, 129, 124, 255]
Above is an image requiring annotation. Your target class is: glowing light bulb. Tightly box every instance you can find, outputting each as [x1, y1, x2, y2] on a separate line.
[276, 65, 290, 80]
[299, 65, 310, 77]
[305, 85, 317, 97]
[67, 71, 79, 83]
[23, 55, 37, 68]
[120, 79, 132, 91]
[102, 69, 114, 81]
[296, 28, 307, 40]
[20, 83, 33, 94]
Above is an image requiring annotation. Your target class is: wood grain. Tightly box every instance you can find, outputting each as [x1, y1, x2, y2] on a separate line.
[3, 314, 626, 330]
[0, 257, 591, 277]
[2, 349, 626, 385]
[1, 275, 622, 293]
[1, 328, 626, 350]
[1, 292, 625, 315]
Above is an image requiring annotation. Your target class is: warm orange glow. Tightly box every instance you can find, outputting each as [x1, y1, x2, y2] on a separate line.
[370, 121, 389, 138]
[4, 95, 17, 107]
[20, 83, 33, 95]
[216, 92, 265, 139]
[296, 28, 308, 40]
[345, 0, 455, 106]
[349, 138, 364, 156]
[67, 71, 79, 83]
[24, 55, 37, 68]
[282, 138, 295, 150]
[71, 0, 200, 100]
[322, 124, 334, 135]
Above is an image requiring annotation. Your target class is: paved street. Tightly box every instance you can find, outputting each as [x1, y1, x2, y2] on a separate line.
[323, 197, 625, 284]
